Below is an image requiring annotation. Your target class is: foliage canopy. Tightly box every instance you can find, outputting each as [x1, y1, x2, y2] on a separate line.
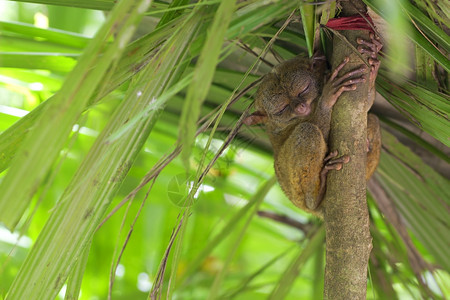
[0, 0, 449, 299]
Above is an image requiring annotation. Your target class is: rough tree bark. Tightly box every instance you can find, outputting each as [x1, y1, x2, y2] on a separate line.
[324, 1, 373, 299]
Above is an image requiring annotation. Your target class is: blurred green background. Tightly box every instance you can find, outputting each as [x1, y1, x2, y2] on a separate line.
[0, 0, 449, 299]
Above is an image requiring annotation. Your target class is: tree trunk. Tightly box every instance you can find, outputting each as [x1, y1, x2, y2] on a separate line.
[324, 1, 373, 299]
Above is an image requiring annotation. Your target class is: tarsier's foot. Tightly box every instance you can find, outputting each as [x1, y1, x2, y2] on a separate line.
[323, 150, 338, 161]
[357, 33, 382, 83]
[322, 57, 367, 108]
[322, 151, 350, 173]
[316, 151, 350, 205]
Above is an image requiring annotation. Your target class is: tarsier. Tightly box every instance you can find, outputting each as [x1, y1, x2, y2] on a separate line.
[245, 33, 382, 218]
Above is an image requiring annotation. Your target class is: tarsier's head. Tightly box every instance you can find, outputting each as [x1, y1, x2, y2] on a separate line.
[244, 57, 321, 132]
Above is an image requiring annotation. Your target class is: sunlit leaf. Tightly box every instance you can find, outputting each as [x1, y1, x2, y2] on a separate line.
[0, 0, 152, 231]
[5, 3, 202, 298]
[377, 72, 450, 147]
[269, 226, 325, 299]
[299, 0, 316, 57]
[179, 0, 237, 169]
[376, 130, 450, 271]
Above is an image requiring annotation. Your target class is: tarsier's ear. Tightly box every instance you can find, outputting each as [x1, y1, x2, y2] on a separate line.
[243, 111, 268, 126]
[310, 51, 326, 70]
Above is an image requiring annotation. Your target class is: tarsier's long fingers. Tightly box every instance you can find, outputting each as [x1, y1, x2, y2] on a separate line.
[332, 65, 367, 97]
[333, 65, 367, 87]
[368, 57, 380, 77]
[324, 157, 350, 171]
[335, 83, 358, 95]
[357, 33, 382, 77]
[329, 57, 350, 81]
[323, 153, 350, 172]
[370, 32, 383, 52]
[357, 33, 382, 83]
[358, 47, 377, 58]
[323, 150, 338, 162]
[357, 33, 382, 56]
[323, 63, 367, 107]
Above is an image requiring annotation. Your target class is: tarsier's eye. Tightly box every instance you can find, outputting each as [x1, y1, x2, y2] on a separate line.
[297, 81, 310, 98]
[274, 104, 289, 116]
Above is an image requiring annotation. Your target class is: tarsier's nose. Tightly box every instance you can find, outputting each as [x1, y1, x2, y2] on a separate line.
[294, 102, 310, 116]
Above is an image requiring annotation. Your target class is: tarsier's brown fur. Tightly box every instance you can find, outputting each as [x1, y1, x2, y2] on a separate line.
[245, 34, 382, 218]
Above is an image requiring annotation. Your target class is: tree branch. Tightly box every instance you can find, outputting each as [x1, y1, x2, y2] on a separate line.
[324, 1, 373, 299]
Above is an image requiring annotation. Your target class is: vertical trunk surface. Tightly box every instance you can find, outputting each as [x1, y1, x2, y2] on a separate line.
[324, 1, 373, 299]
